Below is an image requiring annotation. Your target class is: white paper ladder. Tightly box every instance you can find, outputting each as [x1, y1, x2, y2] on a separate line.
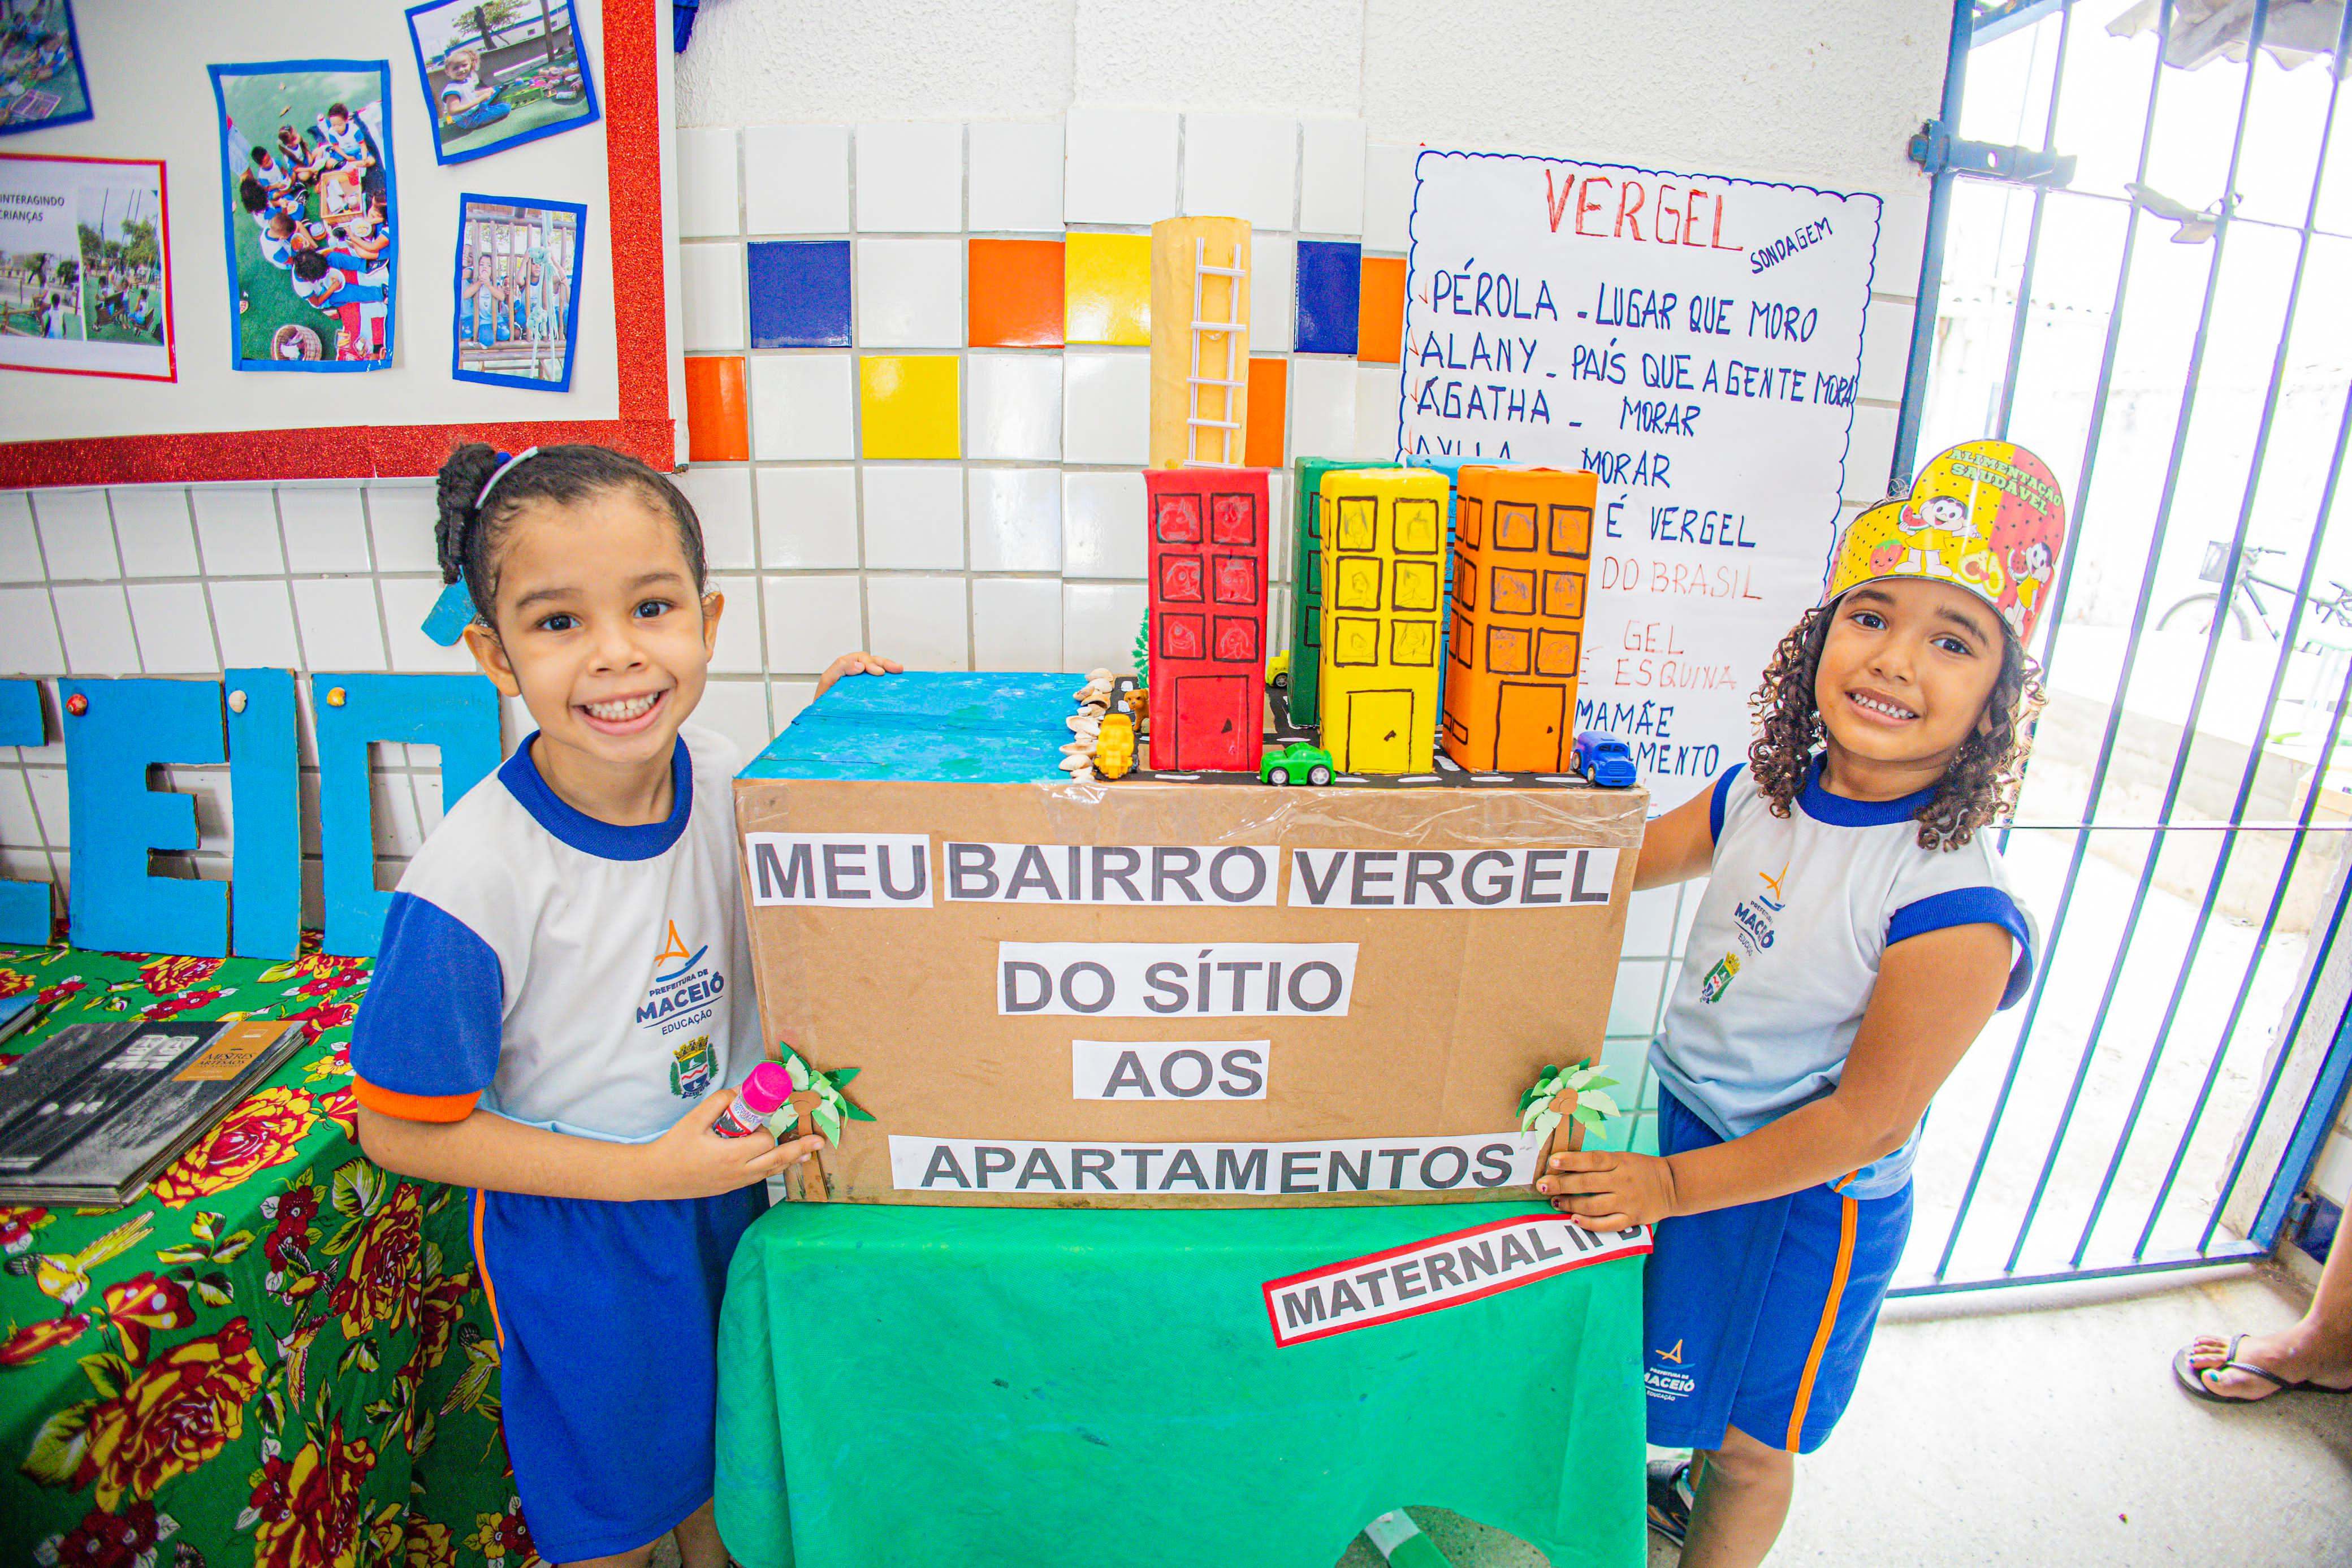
[1185, 237, 1248, 466]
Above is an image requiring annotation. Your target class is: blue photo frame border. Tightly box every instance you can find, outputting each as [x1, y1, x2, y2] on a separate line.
[403, 0, 603, 168]
[0, 0, 95, 140]
[206, 57, 400, 375]
[449, 192, 587, 393]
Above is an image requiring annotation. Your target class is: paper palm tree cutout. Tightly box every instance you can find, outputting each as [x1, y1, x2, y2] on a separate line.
[775, 1044, 876, 1202]
[1518, 1062, 1624, 1165]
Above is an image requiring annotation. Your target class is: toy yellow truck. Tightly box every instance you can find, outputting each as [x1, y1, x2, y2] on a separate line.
[1095, 712, 1137, 779]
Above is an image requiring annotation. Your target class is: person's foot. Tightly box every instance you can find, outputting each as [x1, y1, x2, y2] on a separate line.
[1646, 1457, 1694, 1545]
[2180, 1326, 2352, 1401]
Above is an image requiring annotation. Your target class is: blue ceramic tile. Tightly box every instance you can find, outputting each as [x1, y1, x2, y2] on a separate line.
[1293, 240, 1362, 357]
[747, 240, 853, 349]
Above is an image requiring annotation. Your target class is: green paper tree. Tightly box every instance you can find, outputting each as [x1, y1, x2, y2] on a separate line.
[1518, 1062, 1624, 1143]
[777, 1043, 876, 1147]
[1133, 607, 1150, 686]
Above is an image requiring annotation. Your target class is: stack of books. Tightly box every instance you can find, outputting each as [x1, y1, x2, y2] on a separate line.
[0, 1016, 303, 1205]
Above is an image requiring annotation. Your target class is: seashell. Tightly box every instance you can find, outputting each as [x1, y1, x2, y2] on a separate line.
[1061, 752, 1093, 772]
[1089, 668, 1114, 682]
[1062, 739, 1093, 754]
[1068, 765, 1096, 782]
[1067, 715, 1101, 735]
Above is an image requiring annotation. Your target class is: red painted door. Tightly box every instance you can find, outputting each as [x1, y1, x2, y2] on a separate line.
[1174, 675, 1252, 772]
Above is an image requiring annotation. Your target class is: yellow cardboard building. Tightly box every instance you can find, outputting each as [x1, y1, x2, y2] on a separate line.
[1317, 467, 1449, 773]
[1441, 467, 1595, 773]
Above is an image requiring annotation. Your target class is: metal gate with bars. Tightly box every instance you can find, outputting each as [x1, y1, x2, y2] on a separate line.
[1836, 0, 2352, 1295]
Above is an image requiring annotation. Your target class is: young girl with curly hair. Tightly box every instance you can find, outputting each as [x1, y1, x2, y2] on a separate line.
[1538, 440, 2065, 1568]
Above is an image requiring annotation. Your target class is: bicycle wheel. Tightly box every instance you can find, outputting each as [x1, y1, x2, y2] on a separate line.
[2156, 592, 2255, 641]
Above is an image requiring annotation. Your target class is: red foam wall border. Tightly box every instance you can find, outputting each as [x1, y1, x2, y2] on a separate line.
[0, 0, 673, 488]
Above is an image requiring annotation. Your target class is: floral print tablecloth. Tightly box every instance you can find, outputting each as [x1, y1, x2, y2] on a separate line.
[0, 942, 540, 1568]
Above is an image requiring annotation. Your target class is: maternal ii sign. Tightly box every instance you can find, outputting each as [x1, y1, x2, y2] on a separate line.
[1263, 1213, 1653, 1346]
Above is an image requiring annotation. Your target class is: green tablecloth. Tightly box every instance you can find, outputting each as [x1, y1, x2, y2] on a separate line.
[0, 943, 539, 1568]
[715, 1203, 1646, 1568]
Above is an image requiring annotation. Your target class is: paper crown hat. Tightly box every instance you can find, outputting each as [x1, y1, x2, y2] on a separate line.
[1824, 439, 2068, 645]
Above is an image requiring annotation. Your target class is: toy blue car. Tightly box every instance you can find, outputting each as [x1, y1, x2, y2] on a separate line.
[1575, 730, 1637, 788]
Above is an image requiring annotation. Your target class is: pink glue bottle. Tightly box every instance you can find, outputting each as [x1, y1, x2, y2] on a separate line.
[712, 1061, 794, 1139]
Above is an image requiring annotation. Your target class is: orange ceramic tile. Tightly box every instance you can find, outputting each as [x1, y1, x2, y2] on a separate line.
[968, 239, 1065, 347]
[1245, 356, 1288, 470]
[1065, 232, 1152, 345]
[1358, 257, 1407, 365]
[684, 356, 748, 462]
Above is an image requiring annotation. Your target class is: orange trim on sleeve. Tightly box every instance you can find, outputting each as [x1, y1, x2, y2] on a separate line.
[473, 1190, 504, 1347]
[1784, 1196, 1860, 1452]
[352, 1076, 481, 1123]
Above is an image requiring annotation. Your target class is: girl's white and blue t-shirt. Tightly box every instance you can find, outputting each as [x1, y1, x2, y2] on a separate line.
[1653, 759, 2038, 1199]
[350, 722, 760, 1136]
[1641, 760, 2038, 1455]
[349, 725, 767, 1561]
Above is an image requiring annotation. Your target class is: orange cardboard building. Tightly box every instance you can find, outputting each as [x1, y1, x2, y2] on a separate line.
[1441, 467, 1596, 774]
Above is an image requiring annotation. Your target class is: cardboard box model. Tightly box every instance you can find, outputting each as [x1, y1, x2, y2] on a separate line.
[1318, 467, 1451, 774]
[1441, 467, 1597, 774]
[734, 672, 1646, 1209]
[1284, 456, 1398, 729]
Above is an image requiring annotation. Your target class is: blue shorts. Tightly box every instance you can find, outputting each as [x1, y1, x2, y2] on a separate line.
[1642, 1089, 1910, 1454]
[474, 1183, 768, 1561]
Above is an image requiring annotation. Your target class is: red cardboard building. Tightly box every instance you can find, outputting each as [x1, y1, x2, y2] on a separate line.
[1145, 469, 1271, 772]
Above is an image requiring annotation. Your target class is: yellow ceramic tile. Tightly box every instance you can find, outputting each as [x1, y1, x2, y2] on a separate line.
[859, 355, 961, 460]
[1064, 232, 1152, 346]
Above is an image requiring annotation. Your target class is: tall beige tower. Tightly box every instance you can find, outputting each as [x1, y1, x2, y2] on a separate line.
[1148, 216, 1251, 469]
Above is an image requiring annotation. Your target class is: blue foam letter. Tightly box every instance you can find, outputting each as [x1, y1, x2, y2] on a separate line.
[0, 681, 50, 945]
[63, 678, 228, 957]
[314, 674, 501, 958]
[226, 669, 300, 960]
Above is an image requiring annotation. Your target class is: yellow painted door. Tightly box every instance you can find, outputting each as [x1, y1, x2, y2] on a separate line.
[1346, 690, 1415, 773]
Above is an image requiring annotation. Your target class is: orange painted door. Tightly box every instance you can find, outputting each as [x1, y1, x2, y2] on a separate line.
[1495, 681, 1567, 773]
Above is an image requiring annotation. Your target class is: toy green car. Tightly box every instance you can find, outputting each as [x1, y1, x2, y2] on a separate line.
[1259, 742, 1334, 786]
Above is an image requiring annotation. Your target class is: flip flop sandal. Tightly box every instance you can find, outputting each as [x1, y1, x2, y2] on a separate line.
[1645, 1457, 1693, 1545]
[2172, 1333, 2335, 1404]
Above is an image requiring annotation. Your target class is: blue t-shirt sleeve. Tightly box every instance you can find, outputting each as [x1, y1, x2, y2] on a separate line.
[1707, 763, 1747, 845]
[351, 891, 504, 1120]
[1886, 886, 2035, 1009]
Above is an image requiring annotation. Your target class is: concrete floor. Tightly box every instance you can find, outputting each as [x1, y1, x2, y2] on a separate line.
[1331, 1263, 2351, 1568]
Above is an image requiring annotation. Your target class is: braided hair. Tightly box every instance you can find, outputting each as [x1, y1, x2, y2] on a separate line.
[431, 443, 708, 635]
[1746, 599, 2046, 851]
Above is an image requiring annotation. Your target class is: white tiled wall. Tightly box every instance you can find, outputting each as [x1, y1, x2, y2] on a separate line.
[0, 109, 1915, 1116]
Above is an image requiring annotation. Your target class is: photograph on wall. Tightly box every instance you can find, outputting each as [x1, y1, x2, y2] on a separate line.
[452, 193, 582, 390]
[0, 0, 90, 136]
[405, 0, 599, 166]
[208, 59, 398, 372]
[0, 151, 171, 381]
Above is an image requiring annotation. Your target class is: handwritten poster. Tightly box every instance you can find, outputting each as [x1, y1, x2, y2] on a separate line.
[1396, 150, 1881, 809]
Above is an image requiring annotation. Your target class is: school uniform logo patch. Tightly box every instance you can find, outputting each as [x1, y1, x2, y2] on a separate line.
[1647, 1339, 1697, 1400]
[1698, 952, 1740, 1004]
[638, 919, 727, 1046]
[1730, 862, 1788, 956]
[669, 1033, 716, 1097]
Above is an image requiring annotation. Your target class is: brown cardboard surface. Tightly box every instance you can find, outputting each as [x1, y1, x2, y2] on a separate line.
[735, 776, 1645, 1207]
